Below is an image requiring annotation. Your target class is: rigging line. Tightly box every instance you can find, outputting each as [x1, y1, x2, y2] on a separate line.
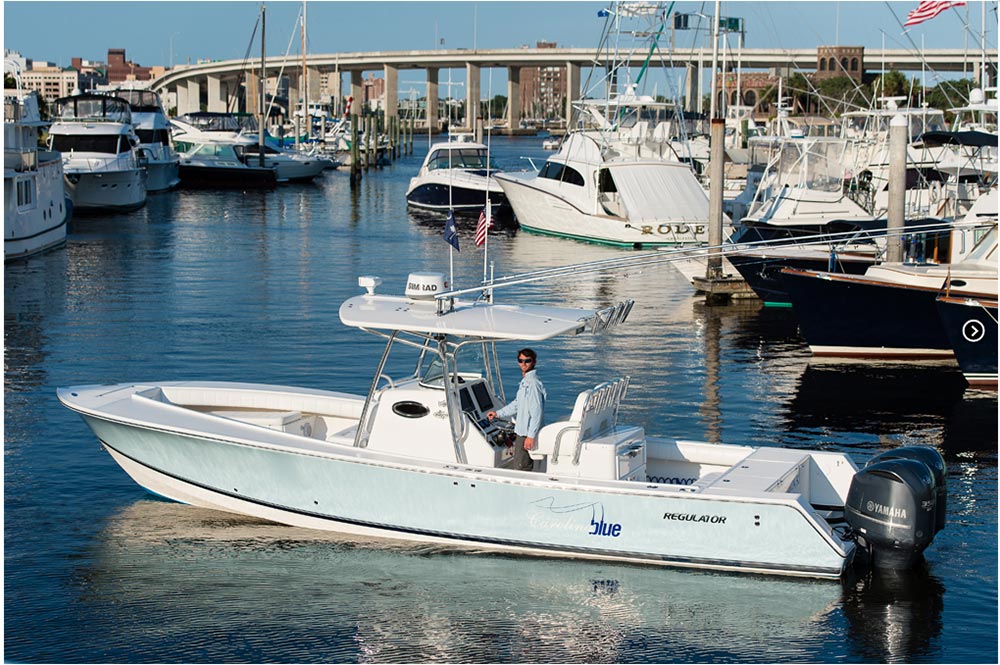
[264, 4, 304, 123]
[228, 16, 262, 114]
[438, 219, 971, 300]
[634, 2, 672, 87]
[882, 0, 969, 108]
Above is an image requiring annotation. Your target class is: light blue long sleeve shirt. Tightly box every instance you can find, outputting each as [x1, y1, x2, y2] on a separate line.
[495, 369, 546, 438]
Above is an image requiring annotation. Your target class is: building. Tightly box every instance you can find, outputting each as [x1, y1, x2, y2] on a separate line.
[715, 45, 867, 114]
[105, 48, 154, 84]
[519, 41, 565, 121]
[71, 57, 107, 93]
[20, 63, 79, 102]
[815, 46, 865, 83]
[362, 73, 385, 112]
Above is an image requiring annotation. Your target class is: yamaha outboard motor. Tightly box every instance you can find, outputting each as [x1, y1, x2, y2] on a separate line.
[845, 446, 947, 571]
[866, 446, 947, 534]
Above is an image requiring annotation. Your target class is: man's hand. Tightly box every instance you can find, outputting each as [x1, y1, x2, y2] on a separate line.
[486, 411, 497, 421]
[524, 437, 535, 450]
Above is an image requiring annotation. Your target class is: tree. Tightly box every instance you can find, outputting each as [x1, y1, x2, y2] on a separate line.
[816, 76, 868, 115]
[925, 78, 978, 117]
[871, 70, 909, 99]
[785, 73, 813, 113]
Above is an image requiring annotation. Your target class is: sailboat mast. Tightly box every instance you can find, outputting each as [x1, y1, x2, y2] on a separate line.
[259, 2, 266, 167]
[302, 0, 309, 141]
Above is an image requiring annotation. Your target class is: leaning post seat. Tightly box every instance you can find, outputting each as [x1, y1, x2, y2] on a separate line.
[533, 377, 643, 481]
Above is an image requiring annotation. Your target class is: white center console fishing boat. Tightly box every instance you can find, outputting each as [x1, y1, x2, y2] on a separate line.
[59, 273, 947, 579]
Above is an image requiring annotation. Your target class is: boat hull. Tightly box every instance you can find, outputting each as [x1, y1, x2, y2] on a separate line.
[4, 158, 71, 261]
[179, 163, 277, 189]
[143, 159, 181, 193]
[406, 182, 509, 212]
[730, 251, 875, 306]
[782, 269, 974, 358]
[936, 295, 998, 388]
[65, 168, 147, 212]
[497, 175, 710, 249]
[60, 382, 852, 580]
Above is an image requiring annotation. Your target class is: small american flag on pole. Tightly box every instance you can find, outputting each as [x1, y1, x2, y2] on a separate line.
[903, 0, 965, 27]
[475, 202, 494, 247]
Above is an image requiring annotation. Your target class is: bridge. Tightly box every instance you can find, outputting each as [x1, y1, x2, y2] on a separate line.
[152, 46, 997, 127]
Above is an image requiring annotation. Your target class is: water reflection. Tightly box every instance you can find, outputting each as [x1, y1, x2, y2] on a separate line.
[69, 500, 961, 663]
[841, 563, 945, 663]
[78, 501, 848, 663]
[788, 362, 998, 458]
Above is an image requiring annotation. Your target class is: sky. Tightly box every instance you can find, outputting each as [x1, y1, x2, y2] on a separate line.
[4, 0, 993, 70]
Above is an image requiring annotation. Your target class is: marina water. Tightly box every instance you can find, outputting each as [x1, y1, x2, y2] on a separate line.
[4, 136, 997, 663]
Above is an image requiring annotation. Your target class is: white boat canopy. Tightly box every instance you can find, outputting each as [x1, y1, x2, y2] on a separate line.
[606, 161, 710, 223]
[340, 290, 632, 341]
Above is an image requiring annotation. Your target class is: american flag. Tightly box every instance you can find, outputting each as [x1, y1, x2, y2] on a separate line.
[903, 1, 965, 27]
[475, 205, 494, 247]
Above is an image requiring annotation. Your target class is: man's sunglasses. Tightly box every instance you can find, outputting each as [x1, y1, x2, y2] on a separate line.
[517, 358, 534, 364]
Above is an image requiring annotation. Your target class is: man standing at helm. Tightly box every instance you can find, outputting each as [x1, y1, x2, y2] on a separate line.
[487, 348, 546, 471]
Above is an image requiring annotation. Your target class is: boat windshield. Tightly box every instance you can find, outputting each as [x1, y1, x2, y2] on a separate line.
[193, 143, 240, 160]
[418, 343, 489, 388]
[111, 90, 163, 113]
[53, 96, 132, 124]
[50, 134, 128, 155]
[427, 148, 494, 171]
[776, 139, 852, 193]
[179, 113, 245, 132]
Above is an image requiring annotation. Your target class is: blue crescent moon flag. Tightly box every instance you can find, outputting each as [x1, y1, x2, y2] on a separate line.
[444, 210, 460, 251]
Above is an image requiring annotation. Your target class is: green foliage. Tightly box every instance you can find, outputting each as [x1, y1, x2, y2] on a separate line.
[924, 78, 978, 114]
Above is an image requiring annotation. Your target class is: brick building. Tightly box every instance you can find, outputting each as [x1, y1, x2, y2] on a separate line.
[519, 41, 565, 120]
[105, 48, 154, 84]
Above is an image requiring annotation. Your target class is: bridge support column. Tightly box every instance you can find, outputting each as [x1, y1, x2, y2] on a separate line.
[175, 85, 189, 116]
[466, 63, 480, 132]
[384, 64, 398, 118]
[288, 81, 298, 116]
[565, 61, 580, 126]
[685, 61, 701, 113]
[244, 72, 260, 116]
[206, 75, 225, 113]
[350, 70, 364, 113]
[183, 78, 201, 114]
[426, 67, 439, 133]
[507, 66, 521, 131]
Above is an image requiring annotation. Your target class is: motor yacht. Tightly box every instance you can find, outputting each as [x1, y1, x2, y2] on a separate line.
[4, 83, 71, 260]
[59, 271, 947, 579]
[48, 93, 147, 212]
[109, 89, 179, 192]
[171, 113, 277, 189]
[172, 112, 326, 186]
[406, 140, 508, 214]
